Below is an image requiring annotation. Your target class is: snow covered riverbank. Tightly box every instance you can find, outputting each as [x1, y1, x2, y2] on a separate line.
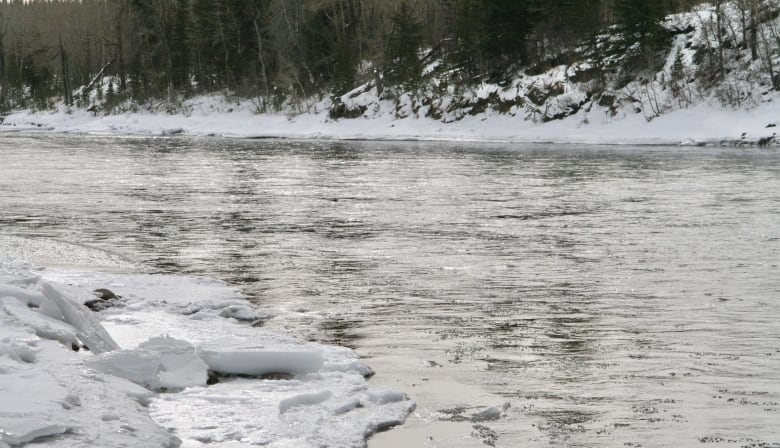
[5, 3, 780, 148]
[2, 93, 780, 146]
[4, 2, 780, 147]
[0, 236, 414, 448]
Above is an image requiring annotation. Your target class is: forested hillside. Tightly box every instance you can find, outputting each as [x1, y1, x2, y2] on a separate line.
[0, 0, 778, 123]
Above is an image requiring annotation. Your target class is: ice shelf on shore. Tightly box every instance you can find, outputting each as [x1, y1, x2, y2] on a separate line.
[0, 236, 414, 448]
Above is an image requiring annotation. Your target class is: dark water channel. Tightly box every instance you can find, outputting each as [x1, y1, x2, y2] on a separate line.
[1, 134, 779, 447]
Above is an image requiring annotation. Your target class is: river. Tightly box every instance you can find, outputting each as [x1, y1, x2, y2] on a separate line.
[1, 134, 779, 447]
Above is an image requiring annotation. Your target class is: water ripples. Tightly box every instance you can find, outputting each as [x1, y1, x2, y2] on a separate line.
[1, 135, 779, 447]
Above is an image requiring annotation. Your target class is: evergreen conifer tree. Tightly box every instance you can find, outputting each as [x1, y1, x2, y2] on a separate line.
[386, 0, 423, 88]
[171, 0, 191, 91]
[615, 0, 668, 58]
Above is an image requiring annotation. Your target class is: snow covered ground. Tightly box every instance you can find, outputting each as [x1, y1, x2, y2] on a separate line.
[0, 236, 414, 448]
[2, 92, 779, 146]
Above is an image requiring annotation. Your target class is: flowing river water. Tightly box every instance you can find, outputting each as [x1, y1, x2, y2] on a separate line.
[1, 134, 779, 447]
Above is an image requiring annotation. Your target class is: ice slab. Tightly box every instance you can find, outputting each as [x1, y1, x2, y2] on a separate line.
[0, 359, 71, 445]
[198, 339, 324, 377]
[40, 282, 119, 354]
[89, 336, 209, 390]
[1, 297, 77, 346]
[0, 284, 44, 307]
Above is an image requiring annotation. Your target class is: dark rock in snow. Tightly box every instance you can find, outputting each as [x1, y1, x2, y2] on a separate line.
[93, 288, 119, 300]
[598, 94, 616, 107]
[85, 288, 121, 312]
[758, 135, 776, 146]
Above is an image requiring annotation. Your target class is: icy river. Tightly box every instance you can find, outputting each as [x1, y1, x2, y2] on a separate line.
[1, 134, 779, 447]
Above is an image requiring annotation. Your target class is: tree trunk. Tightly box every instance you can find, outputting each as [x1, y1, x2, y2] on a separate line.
[374, 69, 383, 97]
[117, 2, 127, 91]
[0, 13, 6, 109]
[715, 0, 726, 78]
[760, 21, 779, 89]
[749, 2, 759, 60]
[59, 38, 73, 106]
[84, 56, 117, 92]
[253, 17, 271, 99]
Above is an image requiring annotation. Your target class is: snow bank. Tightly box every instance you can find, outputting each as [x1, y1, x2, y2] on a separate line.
[0, 236, 414, 447]
[0, 302, 179, 448]
[4, 81, 777, 146]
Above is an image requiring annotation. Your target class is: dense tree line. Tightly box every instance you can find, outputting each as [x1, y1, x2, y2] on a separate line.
[0, 0, 723, 112]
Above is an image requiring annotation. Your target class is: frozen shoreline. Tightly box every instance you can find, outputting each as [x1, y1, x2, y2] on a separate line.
[0, 236, 415, 448]
[2, 94, 779, 147]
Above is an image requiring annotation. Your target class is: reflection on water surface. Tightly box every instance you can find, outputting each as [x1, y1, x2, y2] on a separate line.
[1, 135, 779, 447]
